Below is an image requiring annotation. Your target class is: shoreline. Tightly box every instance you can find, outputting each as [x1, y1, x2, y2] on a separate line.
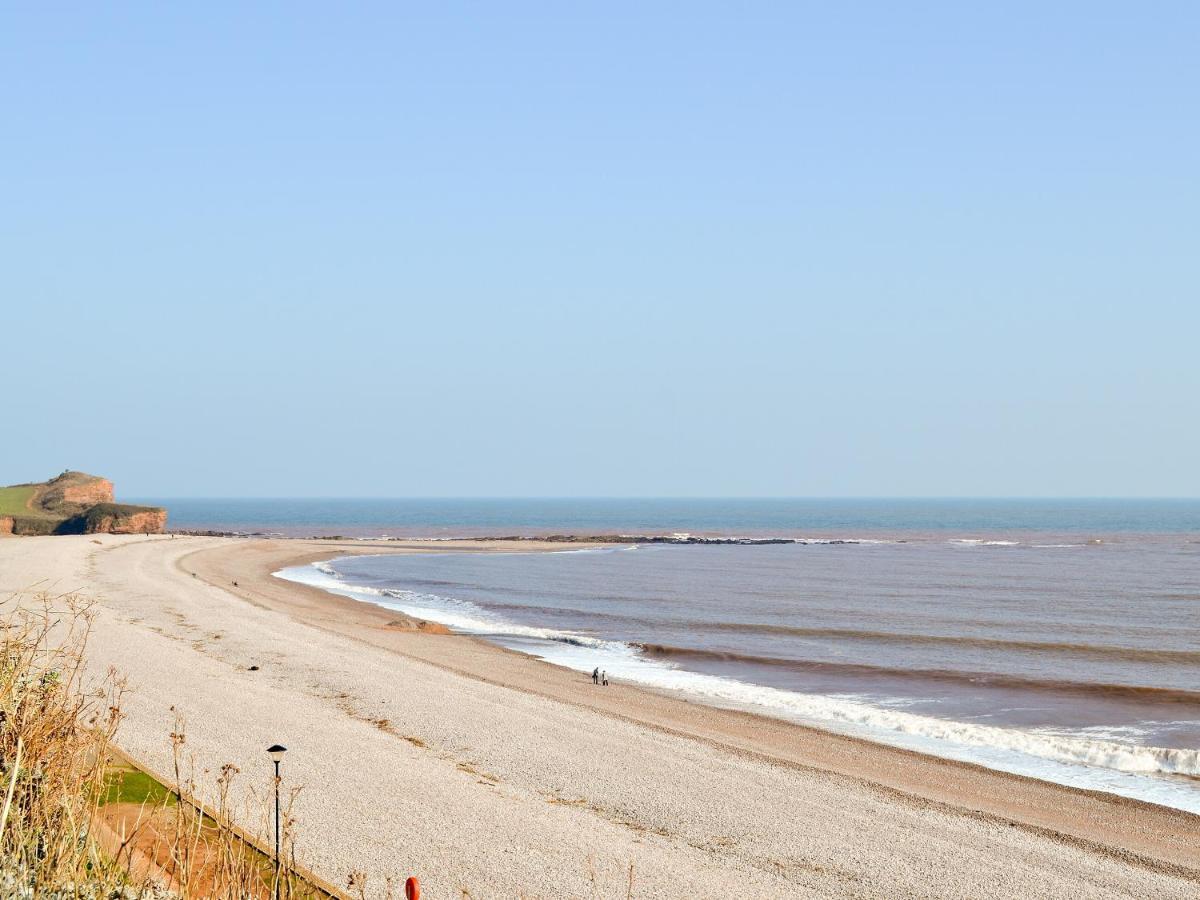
[188, 537, 1200, 876]
[4, 533, 1198, 896]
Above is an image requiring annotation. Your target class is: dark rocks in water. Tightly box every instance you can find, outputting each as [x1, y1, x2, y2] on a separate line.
[171, 529, 258, 537]
[467, 534, 856, 546]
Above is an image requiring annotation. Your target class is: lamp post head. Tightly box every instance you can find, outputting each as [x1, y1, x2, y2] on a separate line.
[267, 744, 287, 763]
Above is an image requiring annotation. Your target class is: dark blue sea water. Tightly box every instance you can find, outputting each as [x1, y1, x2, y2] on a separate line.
[134, 497, 1200, 539]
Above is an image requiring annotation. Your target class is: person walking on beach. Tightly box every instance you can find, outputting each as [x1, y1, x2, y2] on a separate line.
[592, 667, 600, 685]
[601, 670, 609, 686]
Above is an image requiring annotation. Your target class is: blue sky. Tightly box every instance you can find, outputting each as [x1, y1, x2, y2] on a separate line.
[4, 3, 1197, 497]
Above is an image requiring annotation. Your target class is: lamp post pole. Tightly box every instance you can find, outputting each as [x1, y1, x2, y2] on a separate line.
[274, 758, 280, 874]
[267, 745, 287, 899]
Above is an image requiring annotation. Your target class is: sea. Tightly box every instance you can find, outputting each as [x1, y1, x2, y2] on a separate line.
[138, 498, 1200, 813]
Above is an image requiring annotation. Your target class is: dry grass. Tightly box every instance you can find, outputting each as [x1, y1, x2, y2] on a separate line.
[0, 591, 332, 898]
[0, 591, 129, 895]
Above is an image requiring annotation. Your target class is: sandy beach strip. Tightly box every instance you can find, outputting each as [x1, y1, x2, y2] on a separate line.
[2, 534, 1198, 898]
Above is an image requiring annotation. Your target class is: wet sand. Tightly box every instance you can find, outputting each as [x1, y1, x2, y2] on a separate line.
[2, 534, 1198, 898]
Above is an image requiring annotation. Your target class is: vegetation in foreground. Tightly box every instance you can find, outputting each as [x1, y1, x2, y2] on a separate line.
[0, 590, 337, 898]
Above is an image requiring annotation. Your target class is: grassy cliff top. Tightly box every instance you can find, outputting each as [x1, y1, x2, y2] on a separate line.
[1, 471, 111, 517]
[0, 484, 38, 518]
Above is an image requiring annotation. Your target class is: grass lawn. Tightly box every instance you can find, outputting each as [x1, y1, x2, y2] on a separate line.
[0, 484, 38, 517]
[103, 765, 177, 808]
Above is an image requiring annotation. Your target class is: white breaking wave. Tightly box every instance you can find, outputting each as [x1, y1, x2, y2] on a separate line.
[949, 539, 1021, 546]
[278, 562, 623, 650]
[548, 545, 641, 555]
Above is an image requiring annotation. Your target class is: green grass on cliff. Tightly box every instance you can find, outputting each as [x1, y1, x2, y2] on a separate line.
[0, 484, 39, 517]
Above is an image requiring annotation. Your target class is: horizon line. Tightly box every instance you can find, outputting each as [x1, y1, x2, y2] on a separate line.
[123, 495, 1200, 502]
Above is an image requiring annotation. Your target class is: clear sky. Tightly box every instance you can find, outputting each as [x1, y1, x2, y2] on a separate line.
[4, 4, 1197, 497]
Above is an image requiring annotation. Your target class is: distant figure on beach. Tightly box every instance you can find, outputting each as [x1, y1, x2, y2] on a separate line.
[602, 670, 609, 686]
[592, 667, 600, 685]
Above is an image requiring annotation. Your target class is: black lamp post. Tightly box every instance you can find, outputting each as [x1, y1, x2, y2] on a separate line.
[267, 744, 287, 898]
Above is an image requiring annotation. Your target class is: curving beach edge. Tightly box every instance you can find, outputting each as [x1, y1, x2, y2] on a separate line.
[3, 533, 1198, 898]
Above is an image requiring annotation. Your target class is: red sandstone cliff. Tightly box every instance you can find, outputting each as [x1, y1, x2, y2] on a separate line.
[82, 506, 167, 535]
[53, 476, 115, 507]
